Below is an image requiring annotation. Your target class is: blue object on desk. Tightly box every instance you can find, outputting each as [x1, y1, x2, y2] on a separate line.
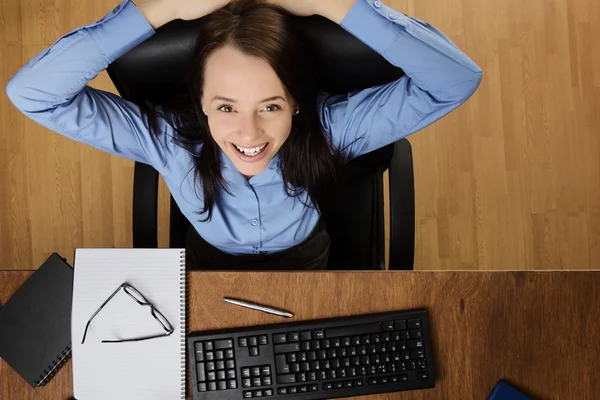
[488, 381, 532, 400]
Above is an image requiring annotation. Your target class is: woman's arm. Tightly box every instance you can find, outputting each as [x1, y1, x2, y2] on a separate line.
[315, 0, 483, 161]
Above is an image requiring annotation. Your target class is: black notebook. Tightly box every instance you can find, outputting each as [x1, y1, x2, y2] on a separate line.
[0, 253, 73, 387]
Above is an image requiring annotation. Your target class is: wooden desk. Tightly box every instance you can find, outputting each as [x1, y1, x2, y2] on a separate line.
[1, 271, 599, 399]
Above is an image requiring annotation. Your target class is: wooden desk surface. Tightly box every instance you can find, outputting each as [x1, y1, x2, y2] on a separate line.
[1, 270, 599, 400]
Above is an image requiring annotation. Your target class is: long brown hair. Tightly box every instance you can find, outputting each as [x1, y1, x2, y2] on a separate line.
[139, 0, 344, 221]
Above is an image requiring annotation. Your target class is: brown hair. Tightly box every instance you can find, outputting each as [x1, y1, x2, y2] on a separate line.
[140, 0, 344, 221]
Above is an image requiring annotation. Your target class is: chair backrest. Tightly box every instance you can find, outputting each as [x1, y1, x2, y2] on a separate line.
[107, 12, 406, 269]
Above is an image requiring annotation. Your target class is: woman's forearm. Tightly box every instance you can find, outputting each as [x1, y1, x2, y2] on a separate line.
[137, 0, 177, 29]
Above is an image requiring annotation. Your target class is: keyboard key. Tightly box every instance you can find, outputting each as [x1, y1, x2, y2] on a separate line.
[242, 368, 251, 378]
[301, 352, 310, 362]
[264, 388, 273, 396]
[254, 390, 263, 397]
[243, 391, 252, 398]
[401, 330, 410, 340]
[262, 376, 272, 385]
[250, 347, 259, 356]
[382, 332, 391, 342]
[400, 373, 408, 381]
[288, 332, 300, 342]
[208, 381, 217, 391]
[410, 329, 422, 339]
[228, 380, 237, 389]
[417, 359, 427, 369]
[307, 371, 317, 381]
[276, 355, 290, 373]
[215, 350, 224, 360]
[354, 379, 363, 387]
[383, 321, 394, 331]
[332, 338, 341, 348]
[249, 337, 258, 346]
[309, 384, 318, 391]
[300, 330, 312, 341]
[418, 371, 428, 380]
[391, 375, 398, 383]
[312, 330, 324, 339]
[296, 372, 306, 382]
[204, 341, 214, 351]
[401, 351, 410, 360]
[198, 382, 207, 392]
[259, 335, 268, 345]
[242, 378, 251, 388]
[226, 359, 235, 369]
[361, 335, 371, 345]
[261, 365, 271, 375]
[394, 320, 407, 330]
[218, 370, 226, 380]
[326, 323, 380, 338]
[252, 367, 261, 376]
[218, 380, 227, 390]
[207, 371, 216, 381]
[342, 337, 351, 346]
[368, 378, 378, 385]
[287, 353, 297, 363]
[391, 331, 401, 341]
[351, 336, 361, 345]
[273, 333, 287, 343]
[412, 349, 425, 359]
[291, 363, 300, 373]
[344, 380, 353, 388]
[408, 360, 416, 370]
[324, 383, 333, 390]
[227, 370, 236, 379]
[333, 382, 343, 389]
[321, 339, 331, 349]
[216, 361, 225, 370]
[215, 339, 233, 349]
[289, 387, 297, 394]
[225, 349, 234, 359]
[194, 342, 204, 361]
[278, 388, 288, 395]
[408, 318, 422, 329]
[274, 343, 300, 353]
[252, 377, 261, 386]
[278, 374, 296, 384]
[196, 363, 206, 382]
[408, 339, 424, 349]
[239, 337, 248, 347]
[299, 385, 308, 393]
[205, 351, 214, 361]
[371, 333, 381, 343]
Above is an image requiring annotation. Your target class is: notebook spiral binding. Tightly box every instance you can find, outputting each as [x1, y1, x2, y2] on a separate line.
[35, 345, 72, 387]
[180, 249, 188, 399]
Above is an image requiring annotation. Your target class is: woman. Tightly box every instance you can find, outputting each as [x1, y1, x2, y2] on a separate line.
[6, 0, 482, 270]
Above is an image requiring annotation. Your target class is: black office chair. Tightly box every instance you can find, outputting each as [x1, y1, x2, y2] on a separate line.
[106, 14, 415, 270]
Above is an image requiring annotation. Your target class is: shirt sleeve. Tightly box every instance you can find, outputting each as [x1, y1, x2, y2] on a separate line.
[318, 0, 483, 161]
[5, 0, 179, 172]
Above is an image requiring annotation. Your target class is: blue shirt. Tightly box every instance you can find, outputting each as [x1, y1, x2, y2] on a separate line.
[5, 0, 482, 255]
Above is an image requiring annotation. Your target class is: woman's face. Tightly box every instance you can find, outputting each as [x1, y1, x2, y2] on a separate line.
[201, 46, 296, 178]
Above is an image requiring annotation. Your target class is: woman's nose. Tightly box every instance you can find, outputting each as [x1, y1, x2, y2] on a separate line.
[238, 114, 262, 143]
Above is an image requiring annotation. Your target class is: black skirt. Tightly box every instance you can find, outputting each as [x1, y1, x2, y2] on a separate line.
[185, 219, 330, 270]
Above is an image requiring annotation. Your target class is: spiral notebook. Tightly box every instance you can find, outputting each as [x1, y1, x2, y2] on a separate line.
[0, 253, 73, 387]
[71, 248, 187, 400]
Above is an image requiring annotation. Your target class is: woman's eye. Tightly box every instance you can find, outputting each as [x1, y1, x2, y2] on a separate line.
[218, 105, 234, 113]
[264, 104, 282, 112]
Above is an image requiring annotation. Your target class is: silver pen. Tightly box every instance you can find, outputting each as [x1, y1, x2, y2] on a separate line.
[223, 297, 294, 318]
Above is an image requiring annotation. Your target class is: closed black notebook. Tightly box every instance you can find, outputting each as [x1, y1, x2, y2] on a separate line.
[0, 253, 73, 387]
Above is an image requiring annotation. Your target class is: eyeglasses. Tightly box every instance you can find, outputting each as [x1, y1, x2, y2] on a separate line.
[81, 282, 174, 344]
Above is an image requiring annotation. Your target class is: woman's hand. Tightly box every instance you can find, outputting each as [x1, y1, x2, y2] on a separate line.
[264, 0, 355, 23]
[174, 0, 232, 21]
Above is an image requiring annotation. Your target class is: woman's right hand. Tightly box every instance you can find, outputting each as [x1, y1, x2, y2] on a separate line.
[174, 0, 232, 21]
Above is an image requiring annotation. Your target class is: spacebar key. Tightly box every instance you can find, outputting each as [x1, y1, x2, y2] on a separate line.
[325, 323, 381, 338]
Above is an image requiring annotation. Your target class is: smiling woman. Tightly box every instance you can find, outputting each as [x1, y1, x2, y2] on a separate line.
[141, 0, 344, 219]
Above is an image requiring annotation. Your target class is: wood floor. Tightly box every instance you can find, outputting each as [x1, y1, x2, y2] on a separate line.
[1, 0, 599, 270]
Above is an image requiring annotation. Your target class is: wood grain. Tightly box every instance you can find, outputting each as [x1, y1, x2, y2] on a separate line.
[2, 270, 600, 399]
[2, 0, 600, 269]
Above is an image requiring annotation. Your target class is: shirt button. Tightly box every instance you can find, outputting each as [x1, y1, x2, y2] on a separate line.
[252, 250, 259, 254]
[388, 13, 397, 20]
[374, 1, 382, 8]
[251, 219, 258, 226]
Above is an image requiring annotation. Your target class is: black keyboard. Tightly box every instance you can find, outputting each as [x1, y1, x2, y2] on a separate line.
[187, 308, 435, 400]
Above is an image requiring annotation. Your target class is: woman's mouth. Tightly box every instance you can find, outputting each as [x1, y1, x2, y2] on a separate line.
[229, 142, 271, 163]
[233, 143, 268, 157]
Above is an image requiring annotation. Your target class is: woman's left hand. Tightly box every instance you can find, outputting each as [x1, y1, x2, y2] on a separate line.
[263, 0, 319, 16]
[264, 0, 355, 24]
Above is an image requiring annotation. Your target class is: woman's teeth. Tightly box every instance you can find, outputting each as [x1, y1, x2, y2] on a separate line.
[233, 143, 267, 156]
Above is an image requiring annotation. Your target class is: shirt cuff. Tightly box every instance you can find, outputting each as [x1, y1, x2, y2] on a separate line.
[340, 0, 406, 55]
[87, 0, 156, 63]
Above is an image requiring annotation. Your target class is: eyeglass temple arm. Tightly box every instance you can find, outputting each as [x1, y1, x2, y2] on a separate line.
[81, 283, 128, 344]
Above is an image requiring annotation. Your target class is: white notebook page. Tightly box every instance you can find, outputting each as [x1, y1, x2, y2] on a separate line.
[71, 248, 185, 400]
